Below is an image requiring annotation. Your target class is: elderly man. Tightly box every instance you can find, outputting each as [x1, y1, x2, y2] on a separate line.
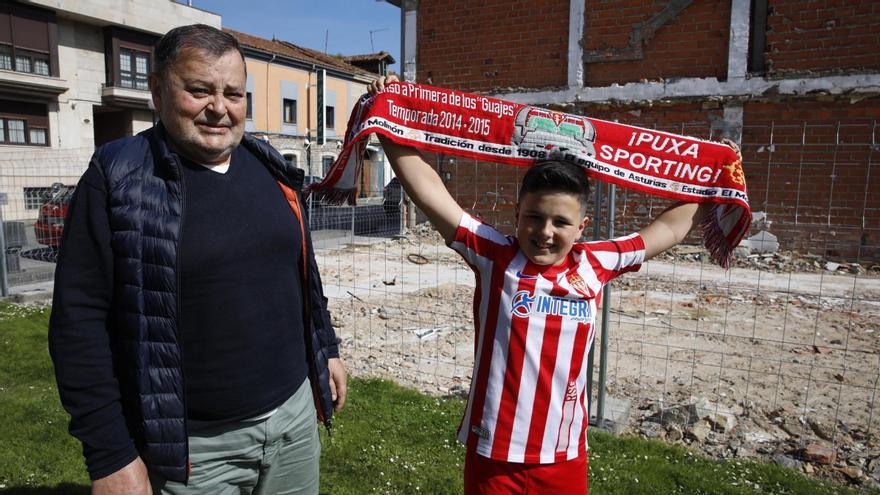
[49, 24, 346, 495]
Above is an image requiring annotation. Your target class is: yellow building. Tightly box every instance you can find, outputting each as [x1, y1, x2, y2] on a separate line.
[226, 29, 388, 198]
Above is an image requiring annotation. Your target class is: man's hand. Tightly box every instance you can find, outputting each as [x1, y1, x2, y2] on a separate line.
[92, 457, 152, 495]
[368, 75, 399, 95]
[328, 357, 348, 412]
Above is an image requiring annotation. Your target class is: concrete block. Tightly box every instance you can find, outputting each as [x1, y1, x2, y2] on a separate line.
[589, 395, 631, 435]
[740, 230, 779, 253]
[10, 287, 53, 304]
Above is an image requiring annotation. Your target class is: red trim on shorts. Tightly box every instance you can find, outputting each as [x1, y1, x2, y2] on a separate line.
[463, 448, 588, 495]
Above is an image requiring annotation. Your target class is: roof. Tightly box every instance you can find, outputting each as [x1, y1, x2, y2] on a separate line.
[223, 28, 373, 78]
[342, 52, 396, 64]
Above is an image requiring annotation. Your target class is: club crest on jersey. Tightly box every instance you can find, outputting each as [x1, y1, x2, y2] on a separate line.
[510, 290, 591, 322]
[566, 272, 590, 297]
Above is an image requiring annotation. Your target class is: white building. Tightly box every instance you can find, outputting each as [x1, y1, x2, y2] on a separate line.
[0, 0, 219, 221]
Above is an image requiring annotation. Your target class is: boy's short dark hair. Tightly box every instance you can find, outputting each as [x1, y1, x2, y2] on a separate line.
[153, 24, 245, 80]
[519, 160, 591, 213]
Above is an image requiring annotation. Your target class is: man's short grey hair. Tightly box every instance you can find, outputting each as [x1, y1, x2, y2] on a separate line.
[152, 24, 245, 79]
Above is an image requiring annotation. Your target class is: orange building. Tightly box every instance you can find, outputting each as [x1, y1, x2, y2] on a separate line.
[226, 28, 388, 197]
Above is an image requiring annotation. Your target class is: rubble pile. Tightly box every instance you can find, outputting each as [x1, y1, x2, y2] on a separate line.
[634, 397, 880, 488]
[656, 245, 880, 276]
[320, 225, 880, 489]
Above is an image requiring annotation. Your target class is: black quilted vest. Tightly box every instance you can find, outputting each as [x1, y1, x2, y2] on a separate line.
[97, 124, 333, 482]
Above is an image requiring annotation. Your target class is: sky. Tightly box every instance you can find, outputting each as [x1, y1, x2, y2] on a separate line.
[186, 0, 401, 72]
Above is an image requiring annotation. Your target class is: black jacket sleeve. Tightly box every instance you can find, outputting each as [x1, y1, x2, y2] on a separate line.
[48, 160, 139, 480]
[302, 199, 339, 359]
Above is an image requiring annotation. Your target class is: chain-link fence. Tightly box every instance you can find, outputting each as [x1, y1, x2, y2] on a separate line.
[2, 122, 878, 480]
[313, 121, 880, 481]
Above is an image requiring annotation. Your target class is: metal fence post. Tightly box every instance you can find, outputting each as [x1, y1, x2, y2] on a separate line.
[351, 203, 356, 239]
[586, 182, 604, 408]
[0, 199, 9, 298]
[596, 184, 616, 427]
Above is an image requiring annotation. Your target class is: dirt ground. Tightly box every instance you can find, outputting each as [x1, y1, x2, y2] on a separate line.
[316, 226, 880, 488]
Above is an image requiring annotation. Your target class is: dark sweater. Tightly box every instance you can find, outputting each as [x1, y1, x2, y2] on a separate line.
[178, 145, 307, 421]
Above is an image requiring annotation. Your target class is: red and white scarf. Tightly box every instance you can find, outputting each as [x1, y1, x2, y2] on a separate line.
[308, 81, 750, 267]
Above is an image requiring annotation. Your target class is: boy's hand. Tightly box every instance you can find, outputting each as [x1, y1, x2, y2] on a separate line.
[721, 138, 742, 160]
[368, 73, 463, 243]
[368, 75, 399, 96]
[368, 75, 416, 157]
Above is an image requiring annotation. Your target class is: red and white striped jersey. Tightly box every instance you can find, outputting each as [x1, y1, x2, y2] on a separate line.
[450, 212, 645, 464]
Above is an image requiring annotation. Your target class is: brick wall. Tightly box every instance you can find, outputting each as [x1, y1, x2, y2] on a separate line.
[440, 99, 879, 261]
[582, 0, 730, 86]
[741, 99, 880, 260]
[765, 1, 880, 76]
[417, 0, 568, 92]
[413, 1, 880, 261]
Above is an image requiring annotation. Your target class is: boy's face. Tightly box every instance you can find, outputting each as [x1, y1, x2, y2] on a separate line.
[515, 191, 588, 266]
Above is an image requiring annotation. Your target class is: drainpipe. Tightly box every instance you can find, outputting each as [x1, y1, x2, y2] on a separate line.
[400, 0, 417, 82]
[266, 53, 276, 139]
[307, 64, 315, 177]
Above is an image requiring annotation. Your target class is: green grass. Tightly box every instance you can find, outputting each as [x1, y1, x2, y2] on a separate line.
[319, 379, 465, 494]
[1, 300, 875, 494]
[0, 303, 89, 493]
[586, 431, 873, 495]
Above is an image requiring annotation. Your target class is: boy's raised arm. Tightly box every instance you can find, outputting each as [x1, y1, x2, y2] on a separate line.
[638, 201, 709, 260]
[370, 76, 463, 244]
[379, 135, 463, 244]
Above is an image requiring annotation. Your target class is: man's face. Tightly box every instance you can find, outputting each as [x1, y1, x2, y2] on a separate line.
[515, 191, 588, 266]
[149, 48, 247, 165]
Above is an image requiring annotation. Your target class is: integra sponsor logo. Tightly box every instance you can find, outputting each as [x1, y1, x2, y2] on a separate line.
[510, 290, 591, 322]
[366, 117, 404, 136]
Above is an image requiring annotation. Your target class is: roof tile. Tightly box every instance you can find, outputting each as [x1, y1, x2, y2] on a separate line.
[223, 27, 372, 77]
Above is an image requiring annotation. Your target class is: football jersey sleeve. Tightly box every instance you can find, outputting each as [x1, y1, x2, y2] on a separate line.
[584, 232, 646, 284]
[448, 212, 514, 268]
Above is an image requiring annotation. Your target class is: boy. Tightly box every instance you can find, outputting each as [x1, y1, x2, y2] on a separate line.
[369, 76, 707, 494]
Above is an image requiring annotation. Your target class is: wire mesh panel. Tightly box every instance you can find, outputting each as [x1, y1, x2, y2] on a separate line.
[312, 121, 879, 482]
[0, 147, 92, 289]
[1, 121, 877, 482]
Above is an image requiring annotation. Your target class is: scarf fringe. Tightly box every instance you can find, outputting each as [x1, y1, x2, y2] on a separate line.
[306, 185, 359, 206]
[700, 204, 734, 269]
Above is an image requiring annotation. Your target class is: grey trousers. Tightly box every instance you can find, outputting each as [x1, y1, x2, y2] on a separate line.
[150, 380, 321, 495]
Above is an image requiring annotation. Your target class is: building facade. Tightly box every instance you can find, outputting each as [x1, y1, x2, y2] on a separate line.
[0, 0, 219, 221]
[398, 0, 880, 261]
[226, 29, 389, 199]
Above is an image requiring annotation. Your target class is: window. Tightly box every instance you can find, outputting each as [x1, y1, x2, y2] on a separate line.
[246, 92, 253, 119]
[0, 45, 10, 71]
[322, 156, 335, 176]
[14, 54, 29, 73]
[11, 49, 51, 75]
[24, 187, 52, 210]
[0, 100, 49, 146]
[0, 3, 57, 77]
[119, 48, 149, 90]
[283, 153, 298, 168]
[283, 98, 297, 124]
[34, 58, 49, 75]
[6, 119, 25, 143]
[29, 127, 46, 144]
[104, 27, 158, 89]
[326, 106, 335, 128]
